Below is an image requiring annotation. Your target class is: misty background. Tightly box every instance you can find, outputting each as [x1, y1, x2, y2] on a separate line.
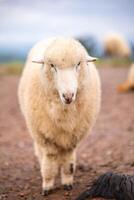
[0, 0, 134, 62]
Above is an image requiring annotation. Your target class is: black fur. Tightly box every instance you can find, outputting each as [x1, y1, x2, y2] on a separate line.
[75, 172, 134, 200]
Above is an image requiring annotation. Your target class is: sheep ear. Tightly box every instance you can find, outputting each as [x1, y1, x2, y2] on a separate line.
[32, 57, 44, 64]
[86, 56, 98, 62]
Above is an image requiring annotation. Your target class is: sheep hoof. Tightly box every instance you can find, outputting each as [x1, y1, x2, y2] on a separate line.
[63, 184, 73, 191]
[42, 189, 52, 196]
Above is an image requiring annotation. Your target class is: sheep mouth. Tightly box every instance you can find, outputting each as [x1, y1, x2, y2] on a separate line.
[64, 99, 72, 104]
[59, 94, 75, 105]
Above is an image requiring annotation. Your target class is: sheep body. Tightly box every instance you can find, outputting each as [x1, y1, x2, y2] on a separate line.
[118, 63, 134, 92]
[104, 33, 131, 58]
[18, 37, 101, 194]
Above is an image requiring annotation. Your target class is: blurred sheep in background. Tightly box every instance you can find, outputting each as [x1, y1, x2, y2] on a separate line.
[104, 33, 132, 58]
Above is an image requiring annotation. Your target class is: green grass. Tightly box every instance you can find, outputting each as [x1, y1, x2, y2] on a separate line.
[96, 57, 132, 68]
[0, 61, 24, 75]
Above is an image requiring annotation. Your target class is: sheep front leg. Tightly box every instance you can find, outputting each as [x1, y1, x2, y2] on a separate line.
[41, 152, 59, 195]
[34, 143, 58, 195]
[61, 150, 76, 190]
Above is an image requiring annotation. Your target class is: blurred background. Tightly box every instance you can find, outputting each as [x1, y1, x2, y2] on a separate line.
[0, 0, 134, 65]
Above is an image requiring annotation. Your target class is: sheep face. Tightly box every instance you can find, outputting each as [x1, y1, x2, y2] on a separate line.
[32, 38, 97, 105]
[49, 62, 80, 105]
[34, 58, 82, 105]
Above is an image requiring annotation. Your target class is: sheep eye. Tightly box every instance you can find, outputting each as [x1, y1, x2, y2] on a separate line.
[50, 64, 57, 72]
[76, 61, 81, 70]
[77, 61, 81, 66]
[50, 64, 55, 68]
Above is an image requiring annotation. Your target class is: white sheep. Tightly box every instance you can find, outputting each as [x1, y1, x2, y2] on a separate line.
[18, 37, 101, 195]
[104, 33, 131, 58]
[118, 63, 134, 92]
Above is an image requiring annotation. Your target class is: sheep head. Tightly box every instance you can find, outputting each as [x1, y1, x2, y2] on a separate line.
[32, 38, 97, 105]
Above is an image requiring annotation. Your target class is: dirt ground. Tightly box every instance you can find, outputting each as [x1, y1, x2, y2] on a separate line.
[0, 67, 134, 200]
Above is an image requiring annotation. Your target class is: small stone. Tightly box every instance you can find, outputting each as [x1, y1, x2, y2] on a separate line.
[19, 192, 25, 197]
[64, 192, 70, 196]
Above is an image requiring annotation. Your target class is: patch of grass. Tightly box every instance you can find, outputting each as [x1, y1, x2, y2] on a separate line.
[96, 58, 132, 68]
[0, 58, 133, 76]
[0, 61, 24, 75]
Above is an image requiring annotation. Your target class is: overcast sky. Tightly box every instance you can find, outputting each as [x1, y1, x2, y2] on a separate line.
[0, 0, 134, 48]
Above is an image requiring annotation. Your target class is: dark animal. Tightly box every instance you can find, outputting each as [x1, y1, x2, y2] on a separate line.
[75, 172, 134, 200]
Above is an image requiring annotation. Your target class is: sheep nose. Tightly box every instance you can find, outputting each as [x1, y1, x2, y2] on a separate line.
[62, 93, 74, 104]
